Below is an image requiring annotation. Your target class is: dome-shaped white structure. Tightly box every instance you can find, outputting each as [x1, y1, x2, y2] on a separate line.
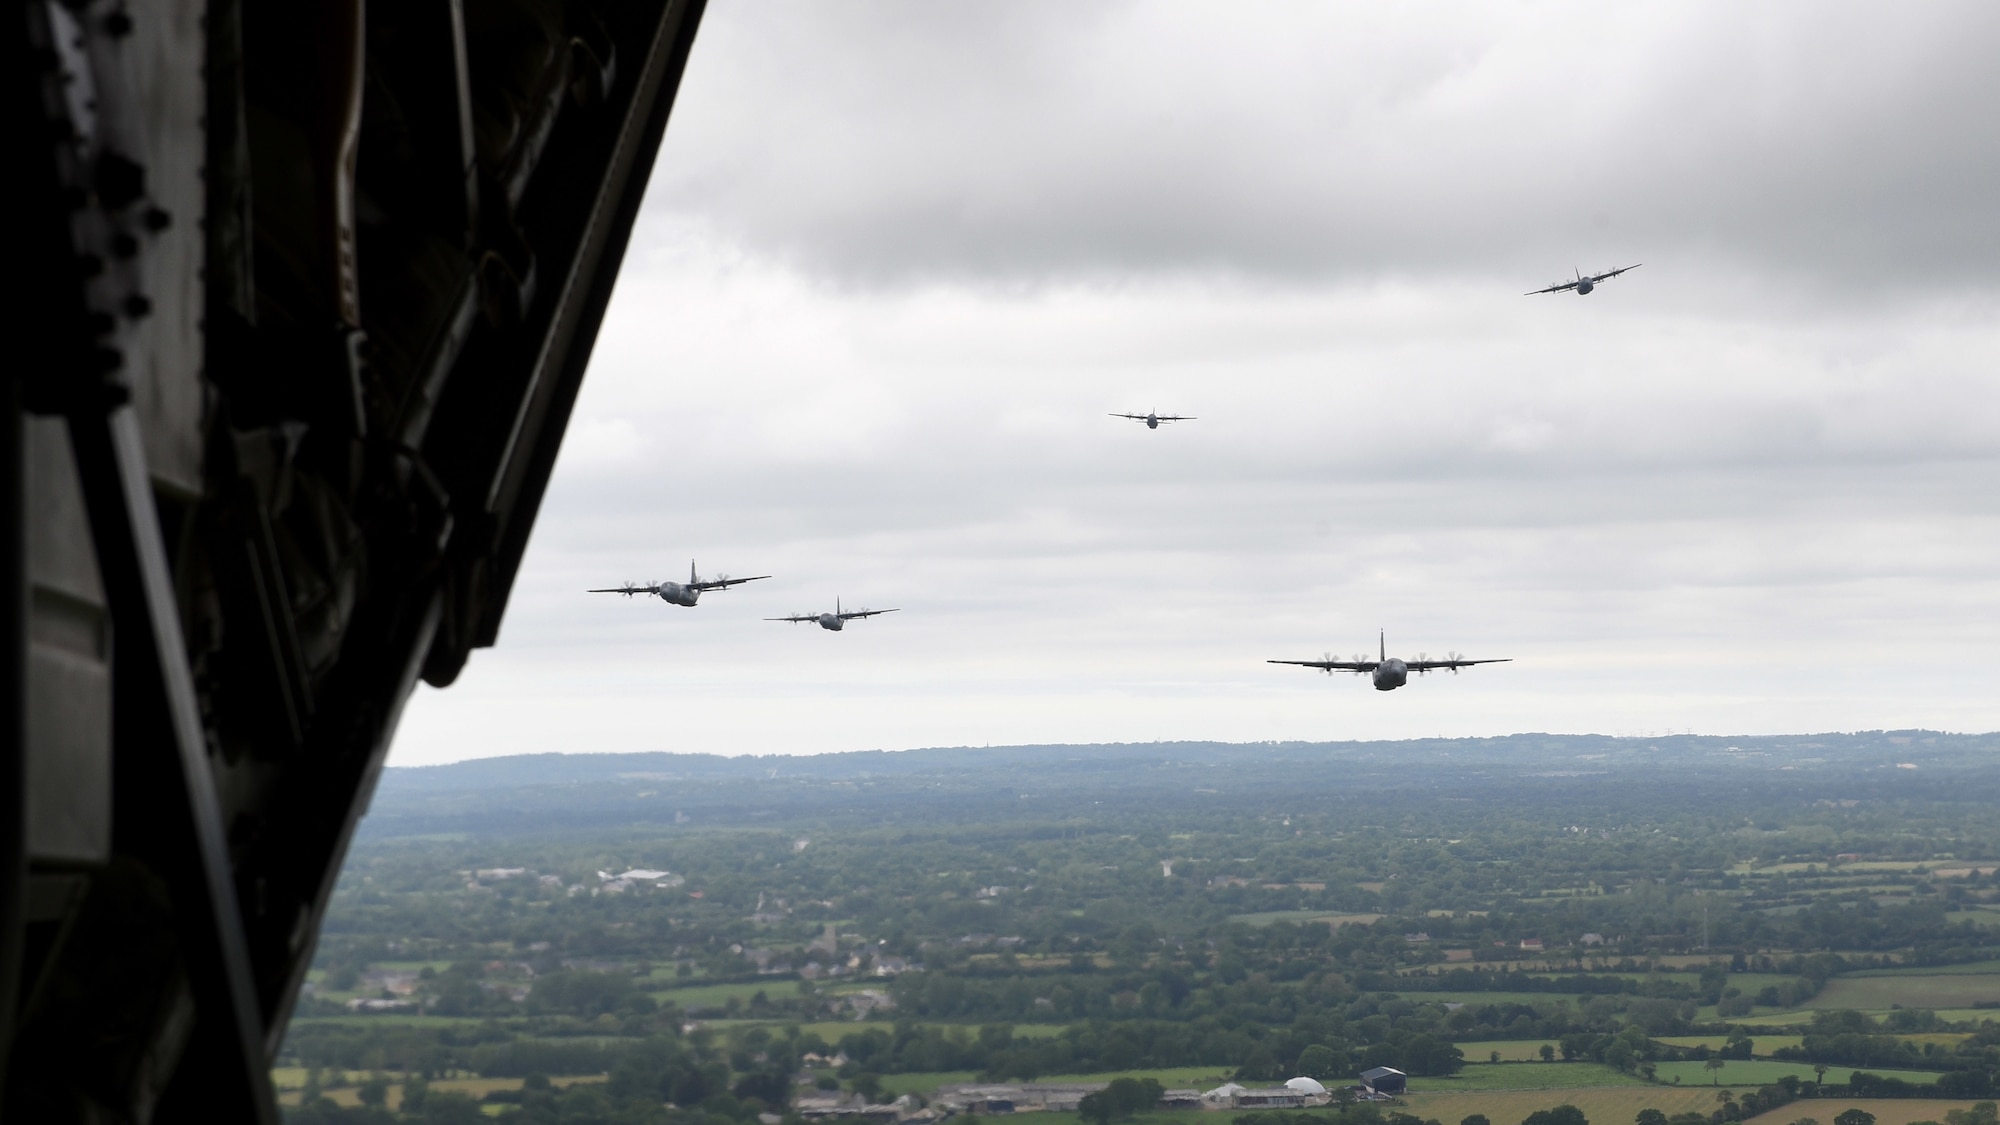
[1285, 1078, 1327, 1095]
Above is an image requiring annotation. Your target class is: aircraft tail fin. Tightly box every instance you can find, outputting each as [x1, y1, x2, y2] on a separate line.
[1380, 630, 1385, 663]
[691, 559, 698, 585]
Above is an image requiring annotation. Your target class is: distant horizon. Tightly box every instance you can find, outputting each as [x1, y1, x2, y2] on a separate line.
[386, 726, 1995, 770]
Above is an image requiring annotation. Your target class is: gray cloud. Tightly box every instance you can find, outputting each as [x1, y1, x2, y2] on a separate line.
[652, 1, 2000, 286]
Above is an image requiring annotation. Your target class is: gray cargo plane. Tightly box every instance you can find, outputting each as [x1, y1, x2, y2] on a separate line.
[1526, 263, 1640, 296]
[768, 597, 899, 631]
[1112, 411, 1194, 429]
[590, 561, 770, 607]
[1269, 632, 1509, 691]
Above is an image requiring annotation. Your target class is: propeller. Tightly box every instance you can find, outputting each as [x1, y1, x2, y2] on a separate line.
[1321, 652, 1335, 676]
[1416, 652, 1429, 675]
[1446, 650, 1464, 673]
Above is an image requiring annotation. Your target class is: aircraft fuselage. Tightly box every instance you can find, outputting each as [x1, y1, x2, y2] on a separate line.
[819, 614, 843, 630]
[657, 583, 699, 607]
[1373, 658, 1408, 691]
[1145, 415, 1160, 429]
[1574, 278, 1594, 295]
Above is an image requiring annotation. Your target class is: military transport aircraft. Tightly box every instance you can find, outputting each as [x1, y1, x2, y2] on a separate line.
[1112, 411, 1195, 429]
[590, 561, 770, 607]
[768, 598, 899, 631]
[1526, 263, 1640, 296]
[1268, 632, 1509, 691]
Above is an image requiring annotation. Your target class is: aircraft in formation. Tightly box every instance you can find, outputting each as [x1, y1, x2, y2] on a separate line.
[1268, 632, 1510, 691]
[767, 598, 899, 632]
[590, 266, 1656, 674]
[588, 561, 770, 607]
[1111, 410, 1194, 430]
[1526, 263, 1641, 296]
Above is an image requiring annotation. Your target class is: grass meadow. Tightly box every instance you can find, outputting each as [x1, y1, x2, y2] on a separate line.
[1654, 1036, 1807, 1054]
[1649, 1061, 1940, 1087]
[1456, 1041, 1564, 1063]
[1412, 1063, 1645, 1091]
[1807, 975, 2000, 1009]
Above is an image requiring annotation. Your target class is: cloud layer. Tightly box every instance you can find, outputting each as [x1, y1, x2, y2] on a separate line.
[651, 1, 2000, 285]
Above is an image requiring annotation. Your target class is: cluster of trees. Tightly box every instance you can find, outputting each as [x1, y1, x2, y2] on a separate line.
[1079, 1078, 1165, 1125]
[1758, 1011, 2000, 1080]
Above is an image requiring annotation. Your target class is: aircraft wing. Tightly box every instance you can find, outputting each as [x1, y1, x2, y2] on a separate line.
[1109, 413, 1147, 420]
[766, 613, 818, 623]
[1525, 280, 1580, 295]
[1406, 658, 1511, 671]
[693, 574, 771, 591]
[1592, 263, 1641, 281]
[588, 584, 655, 596]
[1155, 415, 1194, 422]
[1268, 659, 1377, 671]
[839, 608, 899, 619]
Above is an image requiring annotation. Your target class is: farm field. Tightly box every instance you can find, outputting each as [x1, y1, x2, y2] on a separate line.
[875, 1068, 1238, 1100]
[1844, 959, 2000, 977]
[1229, 911, 1382, 928]
[1456, 1040, 1564, 1062]
[1414, 992, 1600, 1010]
[276, 1074, 605, 1110]
[1403, 1086, 1760, 1125]
[1655, 1036, 1806, 1054]
[1945, 911, 2000, 928]
[1808, 975, 2000, 1009]
[1037, 1066, 1240, 1089]
[1741, 1101, 1998, 1125]
[1742, 1010, 1820, 1026]
[1410, 1063, 1645, 1091]
[648, 980, 802, 1008]
[876, 1072, 979, 1098]
[1651, 1061, 1940, 1087]
[288, 1014, 489, 1029]
[702, 1020, 1071, 1042]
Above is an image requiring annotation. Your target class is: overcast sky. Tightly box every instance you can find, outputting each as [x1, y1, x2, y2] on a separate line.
[391, 0, 2000, 765]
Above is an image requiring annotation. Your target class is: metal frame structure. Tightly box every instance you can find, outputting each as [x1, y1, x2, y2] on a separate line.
[5, 0, 706, 1118]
